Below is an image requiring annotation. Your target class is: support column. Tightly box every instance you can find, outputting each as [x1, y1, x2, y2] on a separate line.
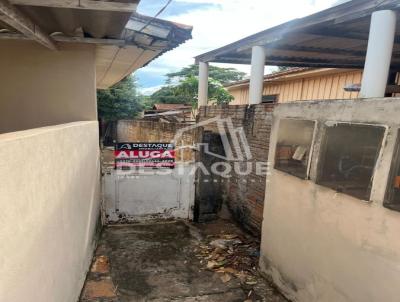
[360, 10, 397, 98]
[198, 61, 209, 108]
[249, 46, 266, 105]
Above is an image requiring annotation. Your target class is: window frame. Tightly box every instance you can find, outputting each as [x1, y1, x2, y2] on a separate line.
[316, 121, 386, 202]
[384, 129, 400, 211]
[262, 94, 279, 103]
[273, 118, 317, 180]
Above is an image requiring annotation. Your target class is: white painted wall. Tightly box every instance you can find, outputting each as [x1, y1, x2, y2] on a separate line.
[260, 98, 400, 302]
[0, 121, 101, 302]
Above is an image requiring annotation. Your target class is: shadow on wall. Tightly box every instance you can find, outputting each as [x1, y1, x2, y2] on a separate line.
[196, 104, 274, 236]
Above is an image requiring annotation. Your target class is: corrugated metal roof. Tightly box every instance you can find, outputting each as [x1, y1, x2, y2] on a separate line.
[153, 103, 192, 110]
[224, 68, 361, 90]
[225, 68, 311, 89]
[1, 0, 139, 38]
[195, 0, 400, 70]
[0, 0, 192, 89]
[96, 13, 192, 88]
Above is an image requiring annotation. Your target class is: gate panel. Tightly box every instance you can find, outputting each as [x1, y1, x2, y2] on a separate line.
[103, 164, 195, 223]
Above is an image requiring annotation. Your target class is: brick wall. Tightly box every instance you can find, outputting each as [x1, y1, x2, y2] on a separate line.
[117, 120, 198, 162]
[101, 120, 199, 173]
[197, 104, 274, 236]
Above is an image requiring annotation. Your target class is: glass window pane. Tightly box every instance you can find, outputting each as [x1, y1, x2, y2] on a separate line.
[274, 119, 315, 179]
[317, 124, 385, 200]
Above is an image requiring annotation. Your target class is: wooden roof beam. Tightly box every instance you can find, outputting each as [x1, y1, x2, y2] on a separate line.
[9, 0, 138, 13]
[0, 32, 170, 51]
[214, 59, 365, 69]
[214, 55, 367, 68]
[302, 28, 400, 44]
[267, 44, 367, 57]
[0, 0, 56, 50]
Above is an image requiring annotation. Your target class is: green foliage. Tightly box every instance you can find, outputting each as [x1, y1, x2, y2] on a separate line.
[208, 79, 234, 105]
[149, 64, 242, 107]
[150, 86, 184, 104]
[97, 75, 143, 121]
[166, 64, 246, 85]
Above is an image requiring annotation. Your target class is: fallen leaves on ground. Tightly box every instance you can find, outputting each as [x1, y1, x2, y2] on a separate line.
[194, 233, 260, 288]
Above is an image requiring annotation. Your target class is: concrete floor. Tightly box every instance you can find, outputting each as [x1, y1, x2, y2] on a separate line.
[80, 221, 287, 302]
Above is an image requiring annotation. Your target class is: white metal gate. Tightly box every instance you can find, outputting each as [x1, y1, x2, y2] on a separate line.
[102, 164, 195, 223]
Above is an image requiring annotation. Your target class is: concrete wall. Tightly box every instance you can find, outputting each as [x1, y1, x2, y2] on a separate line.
[198, 104, 274, 235]
[0, 121, 101, 302]
[260, 98, 400, 302]
[0, 40, 97, 134]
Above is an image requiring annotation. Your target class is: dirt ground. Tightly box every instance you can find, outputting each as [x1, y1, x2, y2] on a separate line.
[79, 220, 288, 302]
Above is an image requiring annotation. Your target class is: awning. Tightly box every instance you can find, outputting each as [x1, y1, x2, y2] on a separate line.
[0, 0, 192, 88]
[195, 0, 400, 69]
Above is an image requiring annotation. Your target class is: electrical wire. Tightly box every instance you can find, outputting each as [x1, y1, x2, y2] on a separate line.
[137, 0, 173, 33]
[99, 0, 173, 86]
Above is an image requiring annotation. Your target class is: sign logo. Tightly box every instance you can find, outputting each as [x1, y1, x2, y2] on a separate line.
[115, 142, 175, 168]
[173, 116, 252, 161]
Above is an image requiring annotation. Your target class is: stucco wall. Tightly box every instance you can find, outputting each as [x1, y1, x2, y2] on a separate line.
[0, 40, 97, 134]
[260, 98, 400, 302]
[0, 121, 101, 302]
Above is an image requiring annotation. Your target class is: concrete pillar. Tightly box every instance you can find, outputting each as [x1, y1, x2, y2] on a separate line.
[249, 46, 266, 105]
[360, 10, 397, 98]
[198, 61, 209, 108]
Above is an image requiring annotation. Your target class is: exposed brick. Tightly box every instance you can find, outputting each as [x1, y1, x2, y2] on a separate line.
[82, 279, 116, 299]
[91, 255, 110, 274]
[198, 103, 274, 236]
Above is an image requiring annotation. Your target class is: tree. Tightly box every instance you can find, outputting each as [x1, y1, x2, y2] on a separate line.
[97, 75, 143, 121]
[150, 76, 234, 107]
[275, 66, 292, 73]
[172, 76, 234, 107]
[149, 64, 243, 107]
[165, 64, 246, 85]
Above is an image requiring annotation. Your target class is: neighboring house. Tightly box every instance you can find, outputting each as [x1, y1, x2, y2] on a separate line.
[195, 0, 400, 301]
[226, 67, 400, 105]
[143, 103, 194, 122]
[0, 1, 191, 302]
[226, 68, 362, 105]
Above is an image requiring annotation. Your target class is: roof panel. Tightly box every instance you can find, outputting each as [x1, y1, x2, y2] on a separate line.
[0, 1, 192, 89]
[196, 0, 400, 69]
[16, 5, 131, 38]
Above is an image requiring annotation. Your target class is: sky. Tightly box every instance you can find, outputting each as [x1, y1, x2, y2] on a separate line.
[136, 0, 345, 95]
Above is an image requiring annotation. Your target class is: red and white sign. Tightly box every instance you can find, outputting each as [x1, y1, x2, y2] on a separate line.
[115, 143, 175, 168]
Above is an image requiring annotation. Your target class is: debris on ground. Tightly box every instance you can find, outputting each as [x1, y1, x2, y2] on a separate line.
[194, 220, 287, 302]
[80, 220, 288, 302]
[195, 233, 260, 284]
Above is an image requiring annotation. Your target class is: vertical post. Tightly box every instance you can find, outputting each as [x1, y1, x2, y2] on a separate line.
[249, 45, 266, 105]
[198, 61, 209, 108]
[360, 10, 397, 98]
